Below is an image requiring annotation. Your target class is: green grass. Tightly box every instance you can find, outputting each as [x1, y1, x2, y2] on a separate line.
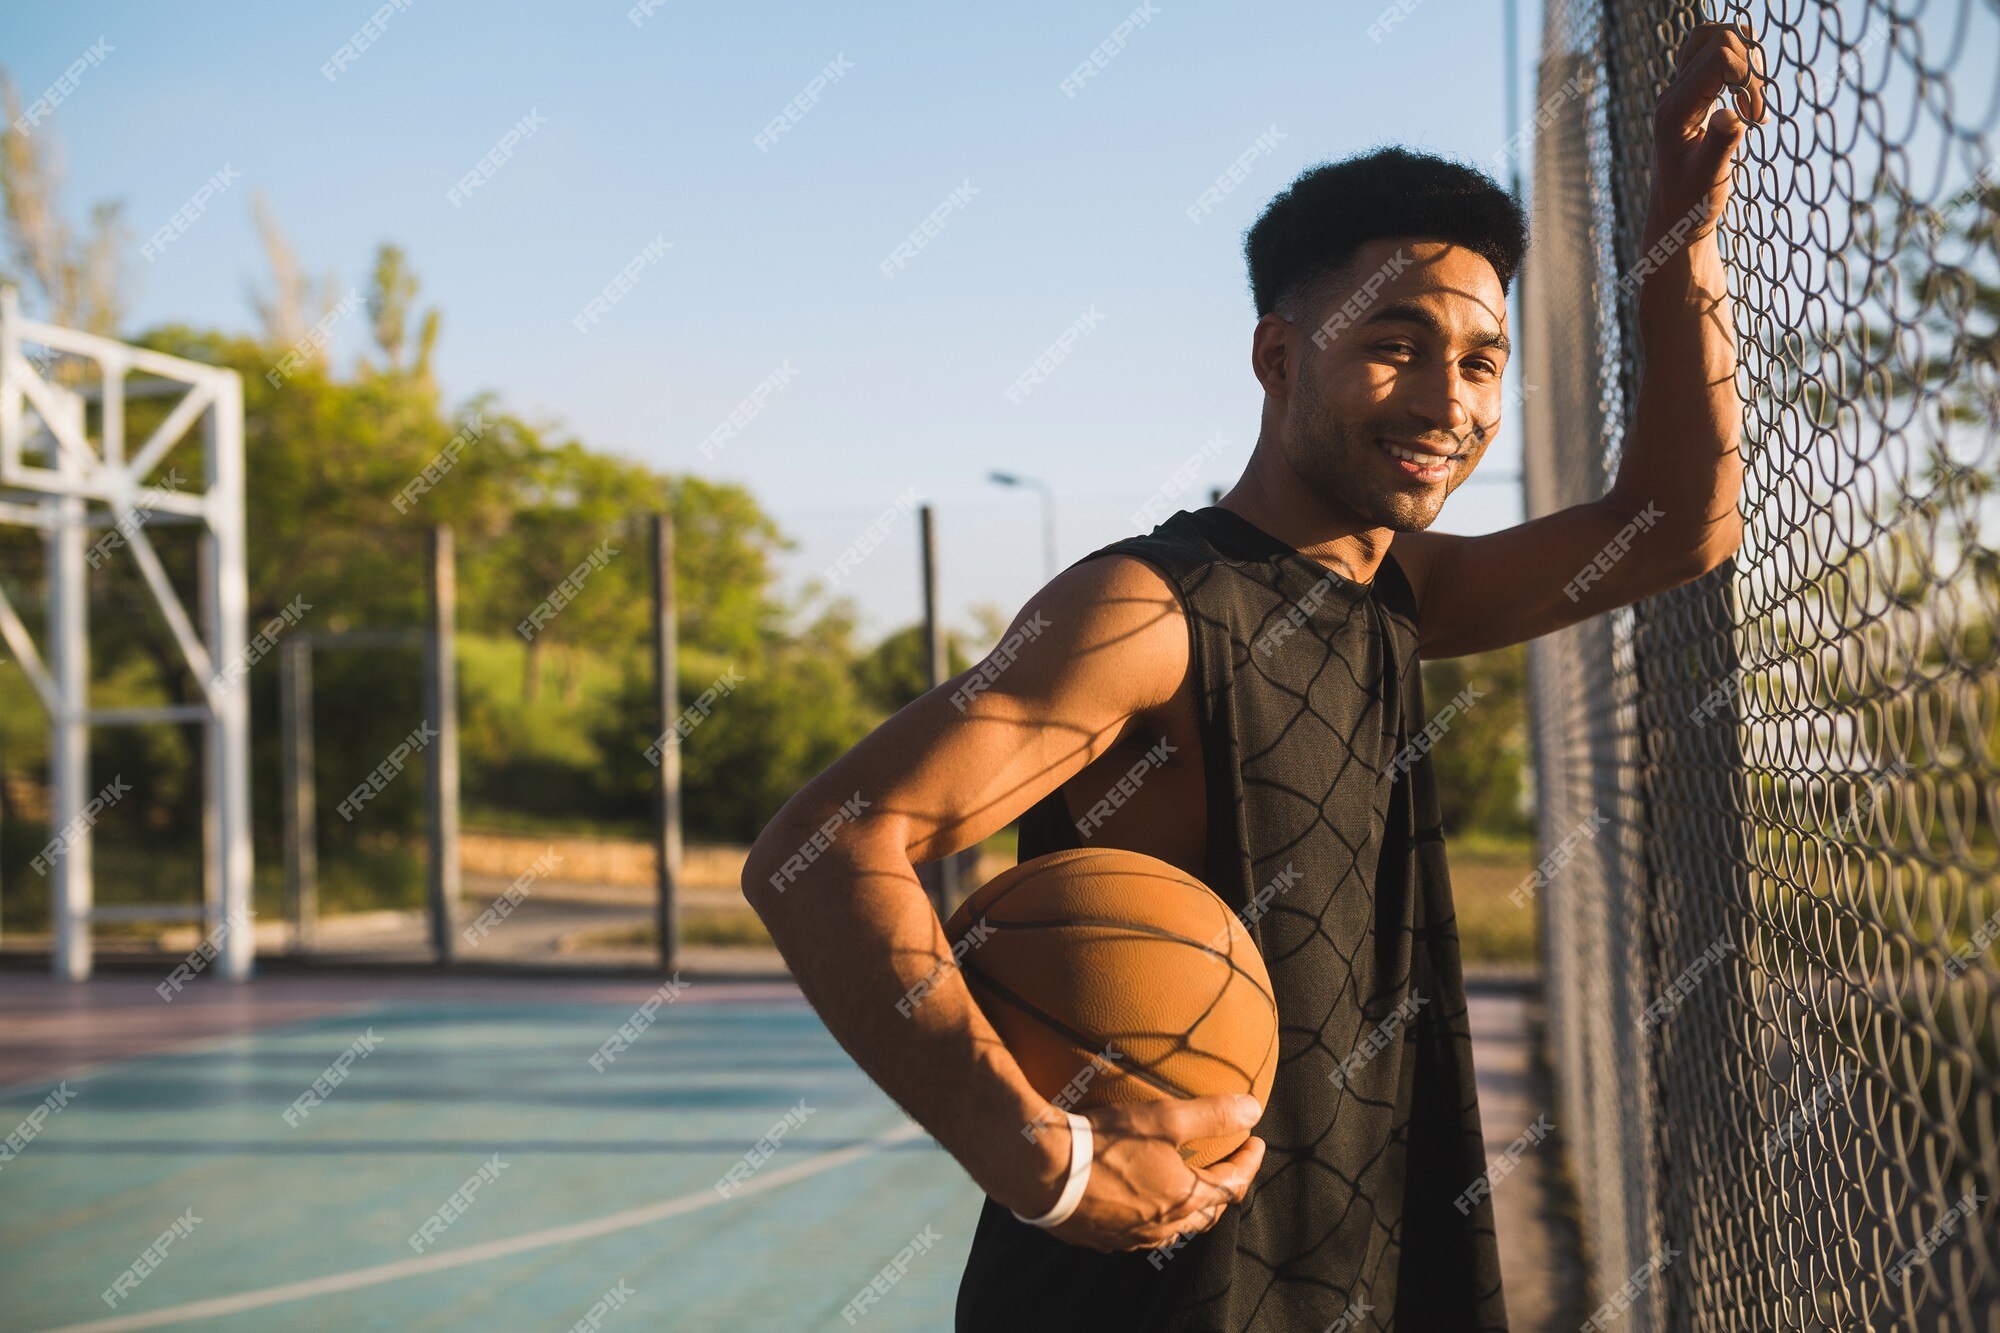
[1447, 829, 1537, 863]
[1450, 858, 1541, 964]
[981, 825, 1019, 862]
[373, 824, 1536, 962]
[0, 780, 1534, 965]
[572, 909, 774, 952]
[455, 631, 626, 768]
[461, 808, 650, 840]
[1445, 832, 1539, 965]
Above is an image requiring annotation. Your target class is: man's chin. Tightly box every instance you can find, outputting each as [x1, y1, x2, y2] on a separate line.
[1296, 469, 1445, 533]
[1357, 493, 1445, 534]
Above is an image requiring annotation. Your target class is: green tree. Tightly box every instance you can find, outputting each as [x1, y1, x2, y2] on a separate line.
[1421, 644, 1532, 841]
[0, 70, 128, 333]
[589, 605, 878, 841]
[853, 623, 975, 713]
[245, 191, 342, 359]
[362, 242, 439, 382]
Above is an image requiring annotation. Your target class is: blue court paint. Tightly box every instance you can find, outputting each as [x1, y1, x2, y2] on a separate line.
[2, 996, 984, 1331]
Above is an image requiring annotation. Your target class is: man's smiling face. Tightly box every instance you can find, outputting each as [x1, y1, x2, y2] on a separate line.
[1275, 238, 1510, 533]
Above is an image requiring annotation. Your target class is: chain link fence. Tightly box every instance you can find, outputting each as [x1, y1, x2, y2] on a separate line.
[1523, 0, 1997, 1328]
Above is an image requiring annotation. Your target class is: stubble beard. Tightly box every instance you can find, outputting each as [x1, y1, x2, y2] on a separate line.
[1286, 388, 1452, 535]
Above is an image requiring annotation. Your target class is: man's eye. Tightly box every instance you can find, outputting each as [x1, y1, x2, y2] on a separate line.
[1465, 358, 1498, 375]
[1377, 343, 1414, 356]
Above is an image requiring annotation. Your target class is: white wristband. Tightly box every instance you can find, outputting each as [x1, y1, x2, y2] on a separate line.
[1011, 1110, 1092, 1228]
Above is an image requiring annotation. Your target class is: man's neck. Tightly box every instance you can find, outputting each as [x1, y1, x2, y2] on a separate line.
[1216, 446, 1394, 585]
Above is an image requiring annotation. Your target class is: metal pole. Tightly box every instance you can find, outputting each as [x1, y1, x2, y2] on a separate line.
[198, 532, 221, 941]
[918, 505, 959, 915]
[209, 372, 254, 982]
[47, 391, 89, 980]
[987, 473, 1058, 582]
[921, 506, 946, 687]
[424, 525, 461, 963]
[1040, 489, 1057, 584]
[281, 636, 318, 953]
[48, 494, 90, 979]
[1503, 0, 1523, 204]
[651, 514, 682, 975]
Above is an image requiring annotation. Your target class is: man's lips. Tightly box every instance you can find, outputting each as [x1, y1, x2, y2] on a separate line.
[1376, 437, 1462, 481]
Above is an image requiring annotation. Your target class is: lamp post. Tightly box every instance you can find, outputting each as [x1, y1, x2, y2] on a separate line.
[987, 471, 1057, 583]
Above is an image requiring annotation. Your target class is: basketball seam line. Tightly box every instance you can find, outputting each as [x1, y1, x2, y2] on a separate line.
[965, 914, 1279, 1019]
[960, 961, 1202, 1101]
[955, 847, 1107, 920]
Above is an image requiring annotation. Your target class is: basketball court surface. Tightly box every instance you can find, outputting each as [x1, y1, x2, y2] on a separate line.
[1, 970, 976, 1331]
[1, 967, 1566, 1331]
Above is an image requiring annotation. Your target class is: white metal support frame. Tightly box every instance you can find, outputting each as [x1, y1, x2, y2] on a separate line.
[0, 288, 252, 982]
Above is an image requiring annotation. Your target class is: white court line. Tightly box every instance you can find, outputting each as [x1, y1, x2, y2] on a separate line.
[39, 1119, 930, 1332]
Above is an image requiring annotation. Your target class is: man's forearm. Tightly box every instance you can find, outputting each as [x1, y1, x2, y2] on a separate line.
[743, 832, 1067, 1215]
[1608, 205, 1746, 575]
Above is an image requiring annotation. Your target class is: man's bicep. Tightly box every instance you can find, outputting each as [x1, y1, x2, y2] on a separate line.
[769, 554, 1189, 866]
[1397, 500, 1667, 658]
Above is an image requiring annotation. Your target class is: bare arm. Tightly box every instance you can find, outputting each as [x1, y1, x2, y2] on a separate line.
[742, 554, 1264, 1252]
[1395, 21, 1765, 658]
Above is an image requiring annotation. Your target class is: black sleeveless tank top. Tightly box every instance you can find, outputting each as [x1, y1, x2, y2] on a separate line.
[955, 506, 1508, 1331]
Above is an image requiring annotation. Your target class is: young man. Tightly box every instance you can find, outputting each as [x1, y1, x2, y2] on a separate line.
[744, 22, 1764, 1331]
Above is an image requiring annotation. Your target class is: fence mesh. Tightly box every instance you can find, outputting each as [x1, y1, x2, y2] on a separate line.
[1522, 0, 1998, 1329]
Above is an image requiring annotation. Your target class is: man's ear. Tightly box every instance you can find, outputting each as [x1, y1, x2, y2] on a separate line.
[1251, 312, 1295, 401]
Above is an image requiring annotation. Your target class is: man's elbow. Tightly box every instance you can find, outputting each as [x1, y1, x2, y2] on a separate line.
[1693, 508, 1744, 573]
[741, 810, 803, 917]
[740, 804, 887, 918]
[742, 820, 807, 918]
[1663, 512, 1744, 591]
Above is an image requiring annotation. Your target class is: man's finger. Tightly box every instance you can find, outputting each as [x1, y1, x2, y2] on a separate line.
[1736, 22, 1767, 79]
[1165, 1168, 1240, 1217]
[1668, 21, 1764, 80]
[1667, 33, 1763, 113]
[1666, 21, 1739, 80]
[1136, 1200, 1228, 1248]
[1661, 38, 1767, 137]
[1146, 1137, 1267, 1238]
[1666, 24, 1767, 115]
[1137, 1093, 1263, 1148]
[1191, 1134, 1267, 1203]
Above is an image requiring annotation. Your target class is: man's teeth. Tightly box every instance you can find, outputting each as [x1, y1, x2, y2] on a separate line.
[1382, 442, 1454, 466]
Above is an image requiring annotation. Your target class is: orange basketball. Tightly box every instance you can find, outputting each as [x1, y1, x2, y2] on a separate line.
[943, 846, 1278, 1167]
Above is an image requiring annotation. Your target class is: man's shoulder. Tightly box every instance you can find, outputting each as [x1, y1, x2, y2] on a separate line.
[984, 544, 1191, 720]
[1083, 509, 1218, 582]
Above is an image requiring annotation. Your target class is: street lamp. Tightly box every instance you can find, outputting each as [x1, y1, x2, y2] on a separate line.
[987, 471, 1058, 584]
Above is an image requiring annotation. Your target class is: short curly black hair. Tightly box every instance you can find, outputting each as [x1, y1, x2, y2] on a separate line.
[1244, 146, 1527, 317]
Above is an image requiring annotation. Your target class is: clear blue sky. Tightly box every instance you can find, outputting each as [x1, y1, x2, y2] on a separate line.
[11, 0, 1542, 640]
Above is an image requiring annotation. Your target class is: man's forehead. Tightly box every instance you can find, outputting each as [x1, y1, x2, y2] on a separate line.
[1329, 239, 1508, 335]
[1357, 238, 1503, 300]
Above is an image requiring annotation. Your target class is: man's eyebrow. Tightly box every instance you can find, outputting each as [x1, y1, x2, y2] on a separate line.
[1358, 301, 1512, 354]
